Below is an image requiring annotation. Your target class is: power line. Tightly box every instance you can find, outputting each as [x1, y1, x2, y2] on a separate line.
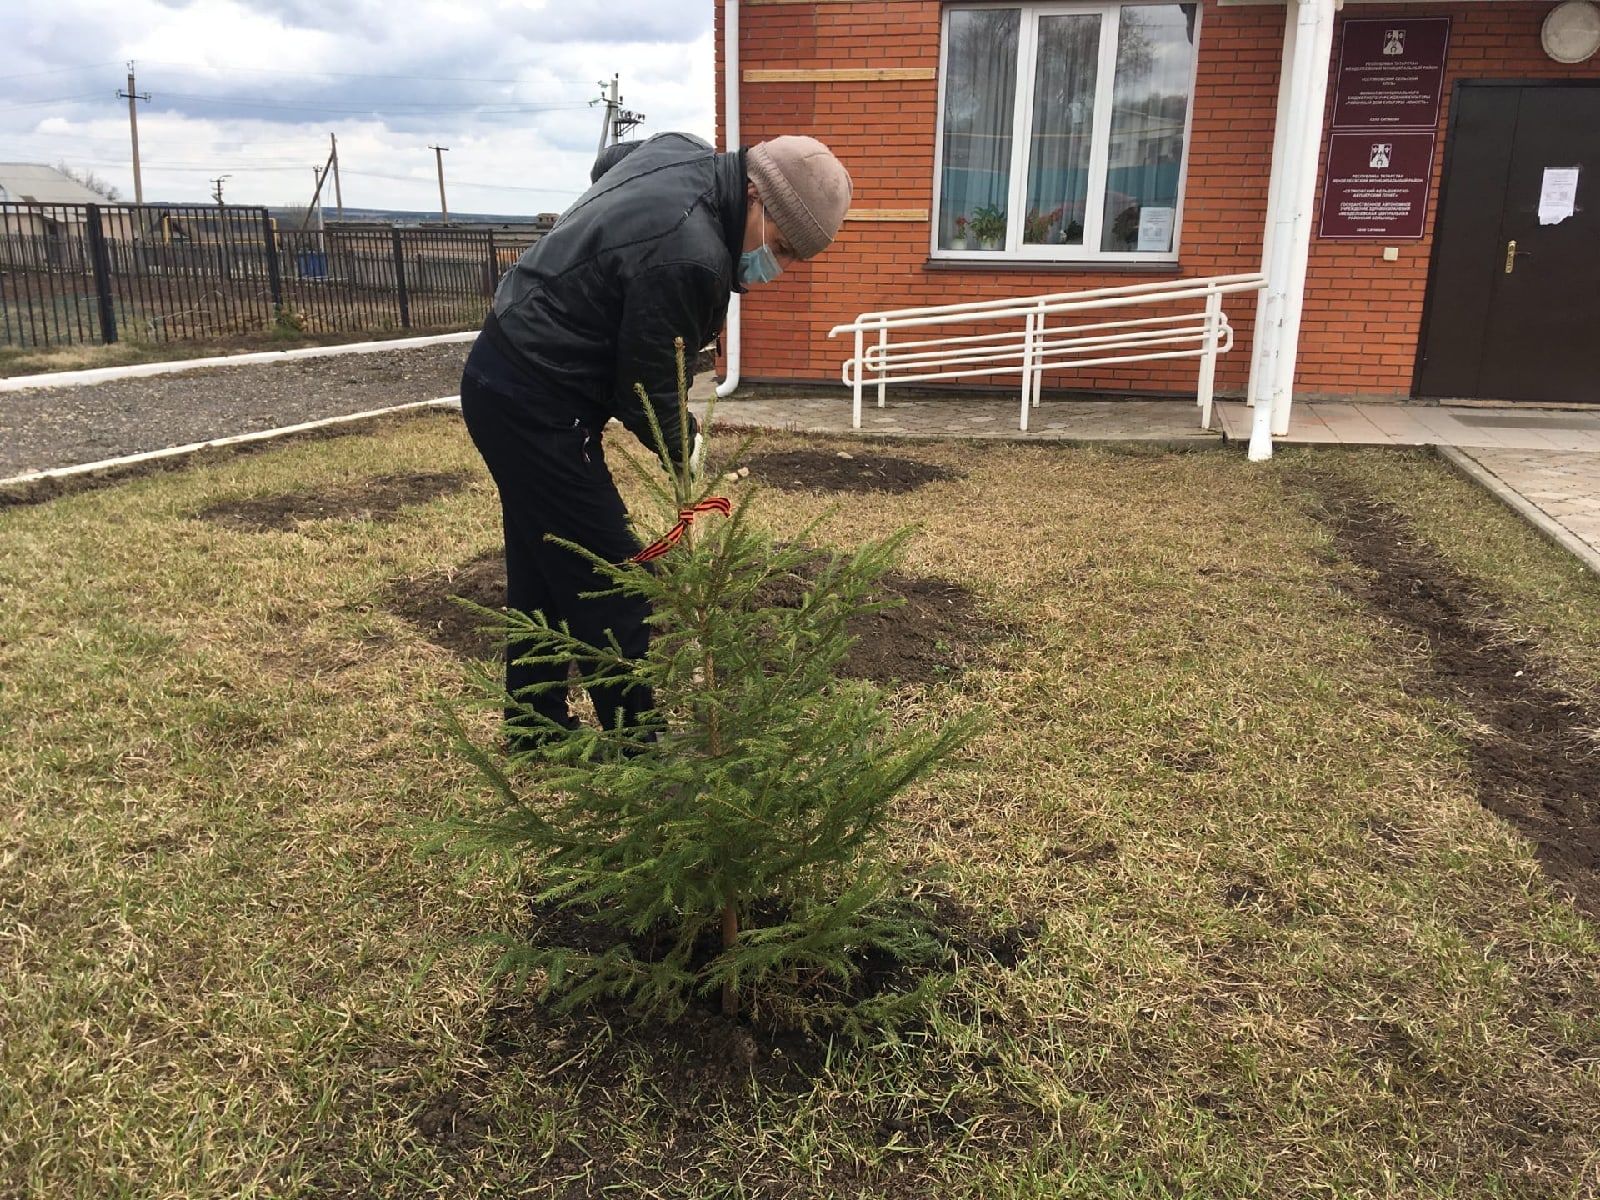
[0, 94, 105, 113]
[0, 61, 120, 83]
[0, 154, 310, 173]
[150, 91, 592, 115]
[137, 59, 602, 86]
[341, 169, 579, 195]
[0, 151, 584, 193]
[0, 129, 334, 148]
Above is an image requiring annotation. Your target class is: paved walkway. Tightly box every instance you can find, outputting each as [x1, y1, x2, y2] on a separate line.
[696, 381, 1600, 576]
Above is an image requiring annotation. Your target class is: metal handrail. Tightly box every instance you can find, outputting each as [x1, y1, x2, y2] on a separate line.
[829, 272, 1267, 432]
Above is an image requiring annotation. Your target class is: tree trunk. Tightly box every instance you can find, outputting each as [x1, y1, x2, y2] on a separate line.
[720, 902, 739, 1016]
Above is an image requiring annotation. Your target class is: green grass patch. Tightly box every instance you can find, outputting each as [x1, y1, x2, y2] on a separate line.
[2, 418, 1597, 1198]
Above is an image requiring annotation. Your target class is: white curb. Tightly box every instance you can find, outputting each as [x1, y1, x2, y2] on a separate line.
[0, 330, 478, 392]
[0, 396, 461, 489]
[1437, 446, 1600, 579]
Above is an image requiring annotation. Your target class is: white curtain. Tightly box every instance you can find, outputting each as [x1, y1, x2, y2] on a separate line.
[1025, 14, 1103, 247]
[939, 9, 1019, 250]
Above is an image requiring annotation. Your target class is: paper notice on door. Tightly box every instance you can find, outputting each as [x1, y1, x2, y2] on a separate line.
[1136, 206, 1175, 252]
[1538, 167, 1579, 226]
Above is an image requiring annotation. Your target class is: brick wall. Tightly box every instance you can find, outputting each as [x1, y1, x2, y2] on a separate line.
[717, 0, 1599, 399]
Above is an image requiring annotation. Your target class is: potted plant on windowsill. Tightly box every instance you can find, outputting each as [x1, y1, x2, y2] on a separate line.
[968, 205, 1006, 251]
[1023, 205, 1065, 245]
[952, 214, 973, 250]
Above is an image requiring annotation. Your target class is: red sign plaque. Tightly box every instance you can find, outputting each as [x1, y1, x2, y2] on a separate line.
[1318, 132, 1437, 239]
[1320, 17, 1450, 239]
[1330, 18, 1451, 131]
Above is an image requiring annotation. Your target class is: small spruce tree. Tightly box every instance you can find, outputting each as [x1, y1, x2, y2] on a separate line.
[446, 340, 978, 1030]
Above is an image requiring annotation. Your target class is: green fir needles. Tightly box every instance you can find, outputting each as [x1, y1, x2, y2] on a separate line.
[445, 339, 978, 1030]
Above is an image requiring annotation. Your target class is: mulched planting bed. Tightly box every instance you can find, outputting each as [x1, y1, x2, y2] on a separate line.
[1310, 476, 1600, 917]
[735, 448, 964, 494]
[195, 470, 472, 531]
[388, 550, 1009, 686]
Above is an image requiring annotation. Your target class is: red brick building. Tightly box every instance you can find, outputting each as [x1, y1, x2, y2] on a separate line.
[713, 0, 1599, 433]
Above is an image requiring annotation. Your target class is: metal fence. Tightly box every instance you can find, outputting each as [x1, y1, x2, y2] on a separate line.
[0, 202, 542, 349]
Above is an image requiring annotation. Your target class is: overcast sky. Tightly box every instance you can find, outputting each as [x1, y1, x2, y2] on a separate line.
[0, 0, 715, 216]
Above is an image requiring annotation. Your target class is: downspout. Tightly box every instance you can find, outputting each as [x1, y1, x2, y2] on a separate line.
[1249, 0, 1335, 461]
[716, 0, 743, 398]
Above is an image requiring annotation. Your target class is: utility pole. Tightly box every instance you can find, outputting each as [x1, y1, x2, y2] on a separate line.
[613, 80, 646, 143]
[117, 61, 151, 204]
[594, 75, 645, 154]
[210, 174, 230, 205]
[300, 146, 336, 229]
[429, 144, 450, 225]
[329, 132, 344, 221]
[595, 74, 619, 155]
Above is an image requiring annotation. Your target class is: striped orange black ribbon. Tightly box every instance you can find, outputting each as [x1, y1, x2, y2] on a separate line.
[630, 497, 732, 563]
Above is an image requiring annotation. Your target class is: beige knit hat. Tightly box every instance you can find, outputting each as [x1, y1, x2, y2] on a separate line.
[746, 136, 853, 260]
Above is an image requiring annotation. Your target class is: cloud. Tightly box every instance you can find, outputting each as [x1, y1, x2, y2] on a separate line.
[0, 0, 715, 215]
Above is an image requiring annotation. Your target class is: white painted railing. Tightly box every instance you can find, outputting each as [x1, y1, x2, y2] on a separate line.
[829, 273, 1267, 432]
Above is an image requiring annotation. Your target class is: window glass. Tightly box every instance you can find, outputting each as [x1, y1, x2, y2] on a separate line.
[1024, 13, 1102, 247]
[1100, 4, 1197, 253]
[938, 8, 1020, 251]
[937, 3, 1196, 258]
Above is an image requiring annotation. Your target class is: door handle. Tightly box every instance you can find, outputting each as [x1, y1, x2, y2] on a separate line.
[1504, 240, 1517, 274]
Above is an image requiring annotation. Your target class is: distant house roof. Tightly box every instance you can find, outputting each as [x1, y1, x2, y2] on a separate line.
[0, 163, 108, 205]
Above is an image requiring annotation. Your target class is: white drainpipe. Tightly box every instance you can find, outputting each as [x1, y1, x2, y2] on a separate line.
[716, 0, 743, 399]
[1250, 0, 1335, 462]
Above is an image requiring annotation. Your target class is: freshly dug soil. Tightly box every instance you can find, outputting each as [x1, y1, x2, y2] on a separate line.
[385, 550, 506, 660]
[759, 564, 1007, 686]
[0, 341, 468, 478]
[504, 891, 1039, 1043]
[737, 449, 962, 494]
[388, 550, 1008, 686]
[196, 470, 471, 531]
[441, 897, 1044, 1197]
[1310, 478, 1600, 917]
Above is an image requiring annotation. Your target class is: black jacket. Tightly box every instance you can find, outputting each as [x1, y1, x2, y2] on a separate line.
[468, 132, 745, 462]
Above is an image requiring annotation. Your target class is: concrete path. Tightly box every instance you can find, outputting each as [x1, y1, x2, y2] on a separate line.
[1213, 399, 1600, 452]
[698, 381, 1600, 577]
[1441, 448, 1600, 575]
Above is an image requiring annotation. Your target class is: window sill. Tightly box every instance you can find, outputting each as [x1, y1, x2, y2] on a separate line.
[923, 258, 1184, 274]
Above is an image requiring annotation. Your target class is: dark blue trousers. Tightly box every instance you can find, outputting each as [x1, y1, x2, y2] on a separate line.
[459, 374, 654, 737]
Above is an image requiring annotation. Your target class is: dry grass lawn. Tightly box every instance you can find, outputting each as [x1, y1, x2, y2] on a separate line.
[2, 411, 1598, 1198]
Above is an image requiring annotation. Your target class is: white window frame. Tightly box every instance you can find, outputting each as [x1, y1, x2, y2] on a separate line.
[930, 1, 1202, 264]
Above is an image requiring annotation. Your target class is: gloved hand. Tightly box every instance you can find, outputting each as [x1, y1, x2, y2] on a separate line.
[688, 430, 706, 480]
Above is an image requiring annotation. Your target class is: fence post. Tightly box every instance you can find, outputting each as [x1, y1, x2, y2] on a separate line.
[484, 230, 498, 298]
[1019, 310, 1035, 432]
[84, 203, 118, 345]
[391, 229, 411, 329]
[1197, 288, 1223, 431]
[263, 211, 283, 308]
[852, 326, 864, 429]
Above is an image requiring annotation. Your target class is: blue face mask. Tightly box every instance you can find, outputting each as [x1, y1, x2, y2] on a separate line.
[738, 206, 785, 286]
[739, 243, 783, 286]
